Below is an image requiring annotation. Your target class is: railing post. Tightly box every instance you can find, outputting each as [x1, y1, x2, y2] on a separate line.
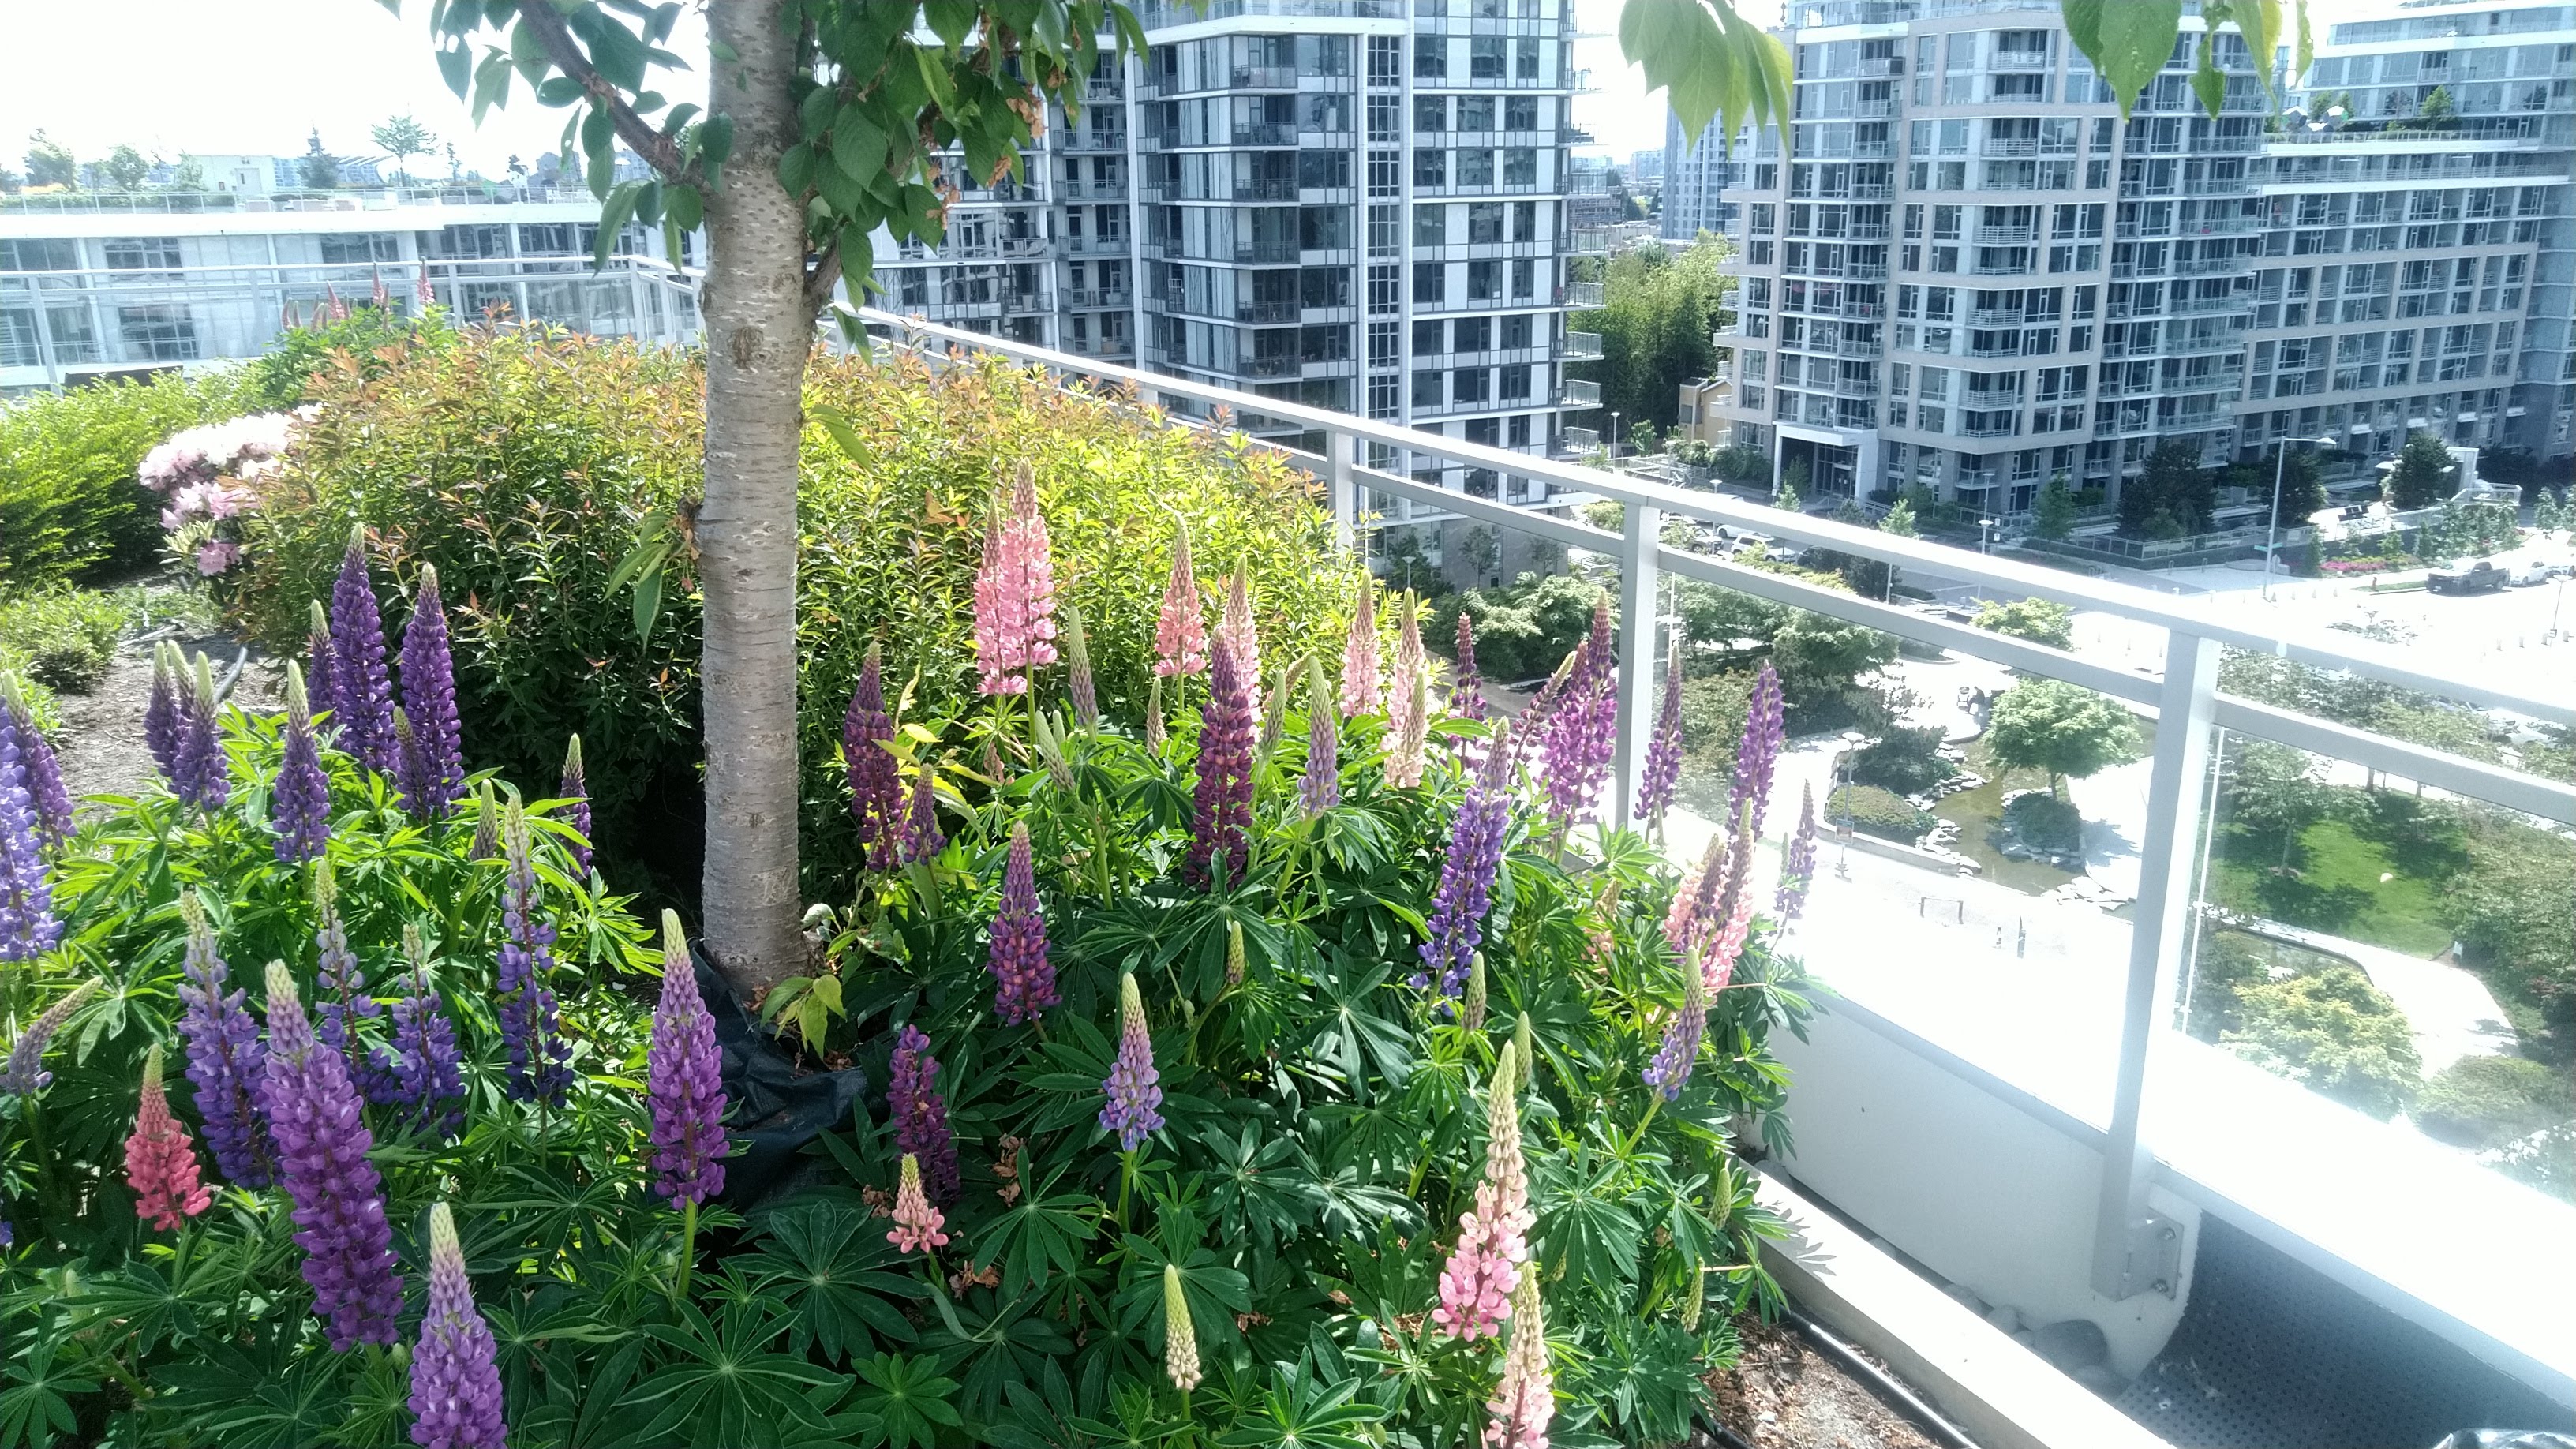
[1327, 429, 1357, 553]
[2091, 630, 2220, 1301]
[1612, 500, 1663, 830]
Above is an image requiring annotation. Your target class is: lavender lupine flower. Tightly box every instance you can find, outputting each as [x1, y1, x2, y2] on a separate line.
[1775, 783, 1820, 925]
[971, 460, 1058, 695]
[408, 1202, 507, 1449]
[174, 893, 274, 1186]
[305, 601, 337, 732]
[496, 800, 571, 1105]
[144, 643, 182, 778]
[273, 663, 332, 865]
[1509, 649, 1580, 781]
[1640, 942, 1707, 1101]
[310, 864, 395, 1106]
[899, 760, 945, 867]
[649, 909, 727, 1207]
[1417, 724, 1514, 998]
[1153, 521, 1208, 679]
[1384, 598, 1430, 789]
[1, 680, 70, 852]
[1537, 638, 1616, 833]
[329, 529, 399, 777]
[170, 651, 230, 814]
[559, 735, 593, 879]
[1099, 972, 1164, 1151]
[842, 649, 901, 870]
[889, 1024, 958, 1206]
[380, 927, 463, 1138]
[2, 979, 97, 1095]
[262, 962, 404, 1351]
[397, 564, 463, 818]
[1634, 639, 1685, 832]
[1298, 658, 1340, 816]
[1182, 632, 1256, 889]
[0, 702, 60, 964]
[1338, 578, 1380, 719]
[985, 822, 1058, 1025]
[1450, 612, 1489, 724]
[1726, 661, 1785, 840]
[1062, 603, 1100, 731]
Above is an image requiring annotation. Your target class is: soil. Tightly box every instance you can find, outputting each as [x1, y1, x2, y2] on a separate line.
[1704, 1317, 1943, 1449]
[51, 583, 284, 811]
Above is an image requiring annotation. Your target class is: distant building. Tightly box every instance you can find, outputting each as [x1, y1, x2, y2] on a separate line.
[1628, 148, 1666, 187]
[1661, 110, 1741, 242]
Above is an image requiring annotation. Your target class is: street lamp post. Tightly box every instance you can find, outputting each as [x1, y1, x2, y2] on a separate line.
[1609, 410, 1623, 459]
[2264, 433, 2338, 603]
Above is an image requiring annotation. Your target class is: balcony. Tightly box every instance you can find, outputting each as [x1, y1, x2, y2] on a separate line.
[1558, 376, 1602, 407]
[1857, 100, 1896, 119]
[1974, 225, 2036, 245]
[1991, 49, 2052, 70]
[1559, 329, 1604, 361]
[1061, 233, 1129, 256]
[1567, 227, 1609, 256]
[1229, 63, 1297, 88]
[1563, 281, 1604, 308]
[1064, 288, 1131, 310]
[1060, 130, 1128, 153]
[1982, 139, 2041, 159]
[1859, 56, 1902, 77]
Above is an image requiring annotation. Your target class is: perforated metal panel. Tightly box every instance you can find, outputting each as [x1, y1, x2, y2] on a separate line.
[2115, 1217, 2570, 1448]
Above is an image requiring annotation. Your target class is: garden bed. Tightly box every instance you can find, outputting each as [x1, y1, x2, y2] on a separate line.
[1705, 1316, 1942, 1449]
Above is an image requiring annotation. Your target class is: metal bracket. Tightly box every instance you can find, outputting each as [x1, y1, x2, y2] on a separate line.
[2102, 1212, 2186, 1301]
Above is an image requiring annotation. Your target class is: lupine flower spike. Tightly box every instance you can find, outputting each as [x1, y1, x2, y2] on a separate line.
[0, 699, 61, 963]
[272, 662, 332, 865]
[380, 925, 464, 1138]
[1062, 603, 1100, 730]
[900, 759, 945, 866]
[1183, 631, 1256, 889]
[1776, 784, 1820, 926]
[1701, 815, 1762, 998]
[144, 643, 182, 777]
[127, 1045, 212, 1231]
[648, 910, 727, 1208]
[1728, 661, 1785, 840]
[1338, 578, 1380, 718]
[1462, 953, 1488, 1032]
[1153, 520, 1208, 679]
[1257, 653, 1300, 766]
[972, 460, 1058, 695]
[1433, 1039, 1530, 1341]
[1641, 941, 1707, 1102]
[1144, 676, 1167, 751]
[171, 651, 230, 814]
[1451, 612, 1490, 724]
[842, 648, 901, 870]
[0, 678, 70, 852]
[1219, 560, 1260, 702]
[1164, 1263, 1203, 1393]
[392, 709, 421, 814]
[1485, 1264, 1555, 1449]
[1515, 1011, 1537, 1092]
[469, 781, 498, 860]
[559, 735, 593, 878]
[1099, 972, 1164, 1151]
[263, 962, 403, 1350]
[1634, 638, 1684, 833]
[889, 1024, 958, 1205]
[496, 799, 571, 1104]
[986, 822, 1057, 1024]
[1417, 723, 1514, 999]
[1226, 919, 1248, 987]
[174, 894, 274, 1185]
[305, 601, 338, 733]
[887, 1154, 948, 1255]
[1298, 658, 1339, 815]
[312, 863, 394, 1105]
[1384, 598, 1429, 788]
[329, 526, 399, 777]
[409, 1201, 507, 1449]
[397, 564, 463, 818]
[2, 979, 97, 1095]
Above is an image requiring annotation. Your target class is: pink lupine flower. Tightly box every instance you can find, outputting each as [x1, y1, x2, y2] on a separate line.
[971, 462, 1058, 695]
[1338, 578, 1380, 718]
[886, 1154, 949, 1255]
[1433, 1040, 1532, 1342]
[1154, 522, 1208, 678]
[1219, 561, 1260, 701]
[1383, 597, 1429, 788]
[125, 1046, 212, 1231]
[1483, 1265, 1555, 1449]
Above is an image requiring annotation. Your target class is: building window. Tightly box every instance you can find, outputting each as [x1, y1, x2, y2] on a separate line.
[1414, 263, 1446, 305]
[321, 233, 401, 264]
[1415, 204, 1448, 246]
[118, 304, 199, 361]
[1467, 260, 1499, 301]
[1454, 367, 1492, 403]
[1501, 365, 1530, 400]
[1511, 258, 1534, 299]
[1414, 36, 1446, 79]
[1368, 264, 1401, 313]
[1368, 151, 1402, 197]
[1503, 149, 1537, 185]
[1506, 96, 1537, 131]
[1368, 36, 1402, 84]
[104, 238, 184, 275]
[1470, 37, 1506, 79]
[1417, 95, 1447, 133]
[1415, 149, 1448, 188]
[1509, 414, 1531, 446]
[1458, 149, 1495, 187]
[1468, 202, 1504, 244]
[1515, 38, 1541, 79]
[1413, 369, 1443, 407]
[1413, 318, 1444, 355]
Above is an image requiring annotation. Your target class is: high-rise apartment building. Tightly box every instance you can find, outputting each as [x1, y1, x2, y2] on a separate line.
[1697, 0, 2574, 515]
[874, 0, 1603, 515]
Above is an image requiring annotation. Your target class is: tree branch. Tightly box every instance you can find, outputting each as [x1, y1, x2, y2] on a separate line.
[802, 244, 845, 317]
[514, 0, 689, 180]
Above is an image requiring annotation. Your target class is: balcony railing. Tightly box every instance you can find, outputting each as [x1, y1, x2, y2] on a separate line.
[1559, 329, 1603, 360]
[1563, 281, 1604, 308]
[1558, 377, 1601, 407]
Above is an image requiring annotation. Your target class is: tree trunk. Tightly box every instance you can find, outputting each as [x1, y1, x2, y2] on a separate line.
[697, 0, 810, 998]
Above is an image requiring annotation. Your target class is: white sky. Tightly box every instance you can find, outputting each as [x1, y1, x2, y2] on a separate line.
[5, 0, 2368, 182]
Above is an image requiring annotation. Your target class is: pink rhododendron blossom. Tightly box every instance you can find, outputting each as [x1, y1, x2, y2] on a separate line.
[197, 540, 241, 575]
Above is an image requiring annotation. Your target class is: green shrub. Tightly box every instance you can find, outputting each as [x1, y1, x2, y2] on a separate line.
[2001, 790, 2083, 854]
[1829, 783, 1931, 843]
[230, 327, 1360, 892]
[2416, 1054, 2576, 1151]
[0, 584, 133, 692]
[1972, 597, 2075, 651]
[0, 369, 260, 588]
[1851, 722, 1950, 796]
[239, 303, 447, 410]
[1428, 571, 1609, 683]
[1672, 671, 1755, 818]
[2223, 965, 2421, 1119]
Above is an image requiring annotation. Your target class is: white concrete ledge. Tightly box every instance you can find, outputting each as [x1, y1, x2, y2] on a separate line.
[1752, 1166, 2175, 1449]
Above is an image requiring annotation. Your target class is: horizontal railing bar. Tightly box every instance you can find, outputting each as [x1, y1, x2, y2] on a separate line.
[848, 306, 2566, 724]
[2212, 696, 2576, 826]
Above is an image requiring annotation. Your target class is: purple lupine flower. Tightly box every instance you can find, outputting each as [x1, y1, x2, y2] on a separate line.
[391, 710, 421, 822]
[559, 735, 593, 879]
[170, 651, 230, 814]
[648, 908, 726, 1207]
[1507, 647, 1582, 782]
[2, 979, 96, 1095]
[409, 1201, 506, 1449]
[273, 662, 332, 865]
[985, 822, 1058, 1025]
[1537, 638, 1618, 833]
[889, 1024, 958, 1206]
[1450, 612, 1489, 724]
[1728, 661, 1785, 841]
[468, 782, 497, 862]
[842, 648, 901, 870]
[1182, 631, 1256, 889]
[174, 893, 274, 1185]
[261, 962, 404, 1350]
[329, 529, 399, 777]
[396, 564, 463, 819]
[1641, 943, 1708, 1101]
[1063, 603, 1100, 731]
[1299, 657, 1340, 815]
[1634, 639, 1685, 831]
[144, 643, 182, 778]
[305, 601, 337, 733]
[1, 681, 70, 852]
[379, 927, 463, 1139]
[0, 702, 60, 964]
[310, 864, 397, 1106]
[1099, 972, 1163, 1151]
[1775, 783, 1819, 925]
[1417, 723, 1515, 998]
[899, 760, 945, 867]
[496, 799, 571, 1105]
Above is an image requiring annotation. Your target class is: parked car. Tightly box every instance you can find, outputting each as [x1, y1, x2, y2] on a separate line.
[2427, 562, 2510, 595]
[2507, 562, 2556, 587]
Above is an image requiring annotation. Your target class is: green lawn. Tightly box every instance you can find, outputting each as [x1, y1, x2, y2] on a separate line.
[2206, 815, 2455, 957]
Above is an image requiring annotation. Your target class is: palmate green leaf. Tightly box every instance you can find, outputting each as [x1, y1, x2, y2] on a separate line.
[1112, 1238, 1253, 1350]
[976, 1165, 1099, 1294]
[153, 1348, 347, 1449]
[736, 1202, 924, 1361]
[1200, 1121, 1322, 1254]
[1214, 1366, 1383, 1449]
[1536, 1152, 1647, 1299]
[626, 1298, 843, 1448]
[0, 1327, 95, 1449]
[1301, 955, 1411, 1097]
[845, 1351, 964, 1449]
[917, 1291, 1079, 1425]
